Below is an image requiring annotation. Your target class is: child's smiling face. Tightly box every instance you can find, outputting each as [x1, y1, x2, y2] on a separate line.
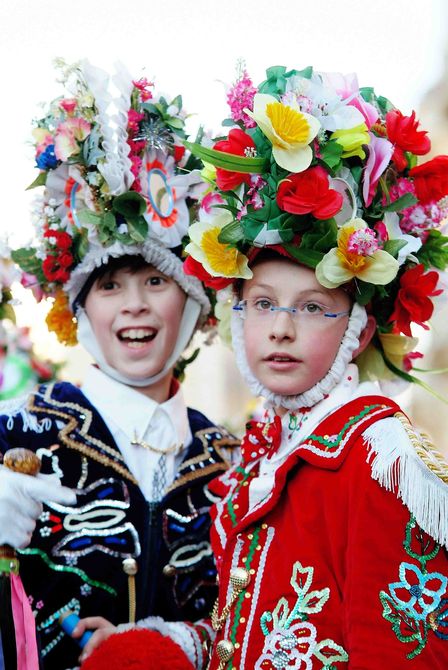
[84, 263, 186, 395]
[241, 257, 352, 398]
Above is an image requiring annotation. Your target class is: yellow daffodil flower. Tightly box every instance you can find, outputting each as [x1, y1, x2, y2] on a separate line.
[245, 94, 320, 172]
[357, 333, 418, 382]
[185, 211, 252, 279]
[331, 123, 370, 159]
[315, 218, 399, 288]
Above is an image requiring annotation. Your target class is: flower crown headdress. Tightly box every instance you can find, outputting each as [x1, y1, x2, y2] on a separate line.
[13, 59, 209, 346]
[183, 64, 448, 392]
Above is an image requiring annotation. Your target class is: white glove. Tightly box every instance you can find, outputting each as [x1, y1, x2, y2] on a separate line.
[0, 465, 77, 549]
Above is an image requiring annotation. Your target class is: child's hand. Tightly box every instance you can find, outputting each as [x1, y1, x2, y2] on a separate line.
[72, 616, 116, 663]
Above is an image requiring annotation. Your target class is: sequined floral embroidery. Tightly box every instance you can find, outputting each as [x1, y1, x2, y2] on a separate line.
[256, 561, 348, 669]
[380, 515, 448, 658]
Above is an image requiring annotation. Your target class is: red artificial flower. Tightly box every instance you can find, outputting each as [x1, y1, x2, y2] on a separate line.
[183, 255, 233, 290]
[173, 144, 186, 163]
[386, 109, 431, 171]
[58, 251, 74, 269]
[409, 155, 448, 204]
[389, 264, 442, 336]
[43, 229, 73, 250]
[42, 255, 70, 283]
[403, 351, 424, 372]
[276, 166, 343, 219]
[59, 98, 77, 114]
[214, 129, 256, 191]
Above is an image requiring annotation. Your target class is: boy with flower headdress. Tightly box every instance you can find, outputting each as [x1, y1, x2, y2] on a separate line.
[0, 60, 238, 670]
[78, 64, 448, 669]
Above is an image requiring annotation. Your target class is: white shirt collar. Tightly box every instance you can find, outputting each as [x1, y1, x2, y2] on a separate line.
[81, 365, 191, 448]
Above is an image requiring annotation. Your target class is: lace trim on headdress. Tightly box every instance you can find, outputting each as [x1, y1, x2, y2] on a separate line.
[65, 238, 210, 323]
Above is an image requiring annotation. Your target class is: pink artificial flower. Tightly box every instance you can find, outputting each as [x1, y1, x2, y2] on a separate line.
[128, 109, 145, 134]
[321, 72, 379, 129]
[227, 70, 257, 128]
[20, 272, 44, 303]
[374, 221, 389, 244]
[133, 77, 153, 91]
[362, 133, 393, 206]
[54, 118, 91, 160]
[201, 192, 225, 215]
[32, 128, 54, 156]
[403, 351, 424, 372]
[60, 98, 77, 114]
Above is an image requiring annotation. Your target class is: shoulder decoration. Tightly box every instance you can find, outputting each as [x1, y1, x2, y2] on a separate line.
[365, 413, 448, 548]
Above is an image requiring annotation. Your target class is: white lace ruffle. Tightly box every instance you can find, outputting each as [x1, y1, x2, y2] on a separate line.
[82, 60, 134, 195]
[230, 301, 367, 410]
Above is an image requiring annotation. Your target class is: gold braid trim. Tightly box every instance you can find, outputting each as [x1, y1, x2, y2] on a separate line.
[394, 412, 448, 484]
[29, 385, 138, 485]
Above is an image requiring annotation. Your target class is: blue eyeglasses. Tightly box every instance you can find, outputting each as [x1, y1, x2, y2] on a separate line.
[233, 299, 350, 322]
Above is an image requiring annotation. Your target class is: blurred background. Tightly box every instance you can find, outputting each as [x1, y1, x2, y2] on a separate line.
[1, 0, 447, 448]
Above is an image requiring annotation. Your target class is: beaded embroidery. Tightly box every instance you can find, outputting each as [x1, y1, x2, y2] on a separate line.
[256, 561, 348, 669]
[380, 514, 448, 658]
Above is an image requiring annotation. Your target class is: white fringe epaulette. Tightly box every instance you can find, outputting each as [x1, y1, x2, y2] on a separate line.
[364, 415, 448, 549]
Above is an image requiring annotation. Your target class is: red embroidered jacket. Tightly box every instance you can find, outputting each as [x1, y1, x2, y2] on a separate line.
[202, 395, 448, 669]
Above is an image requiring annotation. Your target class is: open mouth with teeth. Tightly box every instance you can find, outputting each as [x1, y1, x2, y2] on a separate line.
[117, 328, 157, 348]
[265, 354, 299, 363]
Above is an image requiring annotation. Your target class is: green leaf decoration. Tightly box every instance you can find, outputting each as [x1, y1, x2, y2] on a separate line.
[383, 239, 407, 258]
[171, 94, 182, 110]
[112, 191, 147, 218]
[354, 279, 376, 306]
[282, 243, 324, 269]
[167, 117, 184, 131]
[97, 211, 118, 244]
[11, 248, 46, 283]
[359, 86, 376, 103]
[258, 65, 313, 95]
[320, 141, 343, 171]
[82, 125, 105, 167]
[77, 208, 102, 227]
[72, 229, 90, 262]
[0, 300, 16, 324]
[383, 193, 418, 212]
[141, 102, 160, 117]
[222, 118, 237, 127]
[381, 350, 448, 404]
[184, 141, 267, 173]
[126, 217, 149, 243]
[26, 171, 47, 190]
[416, 230, 448, 270]
[218, 220, 244, 245]
[301, 220, 338, 253]
[314, 639, 349, 665]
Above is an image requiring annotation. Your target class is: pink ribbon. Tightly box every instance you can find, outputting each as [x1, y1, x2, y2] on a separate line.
[11, 574, 39, 669]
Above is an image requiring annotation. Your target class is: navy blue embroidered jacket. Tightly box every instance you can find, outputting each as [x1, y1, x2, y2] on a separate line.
[0, 382, 237, 670]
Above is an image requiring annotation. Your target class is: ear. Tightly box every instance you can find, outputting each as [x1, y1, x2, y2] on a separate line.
[351, 315, 376, 359]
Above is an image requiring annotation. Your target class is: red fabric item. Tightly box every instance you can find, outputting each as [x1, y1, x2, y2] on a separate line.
[80, 629, 194, 670]
[240, 414, 283, 464]
[206, 396, 448, 669]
